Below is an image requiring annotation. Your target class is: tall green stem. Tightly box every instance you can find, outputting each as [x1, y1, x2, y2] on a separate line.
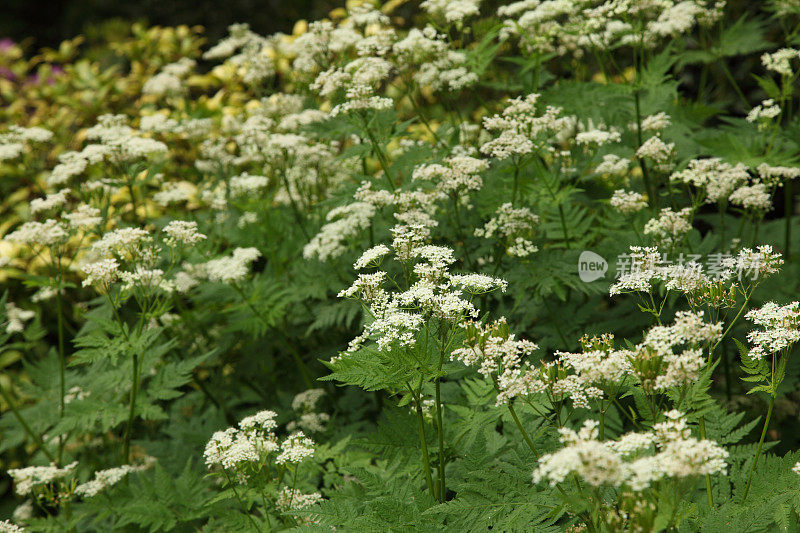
[785, 179, 793, 261]
[122, 352, 140, 464]
[434, 380, 446, 502]
[506, 402, 539, 458]
[409, 384, 435, 496]
[634, 89, 654, 210]
[698, 417, 714, 507]
[742, 394, 775, 502]
[55, 289, 66, 465]
[0, 381, 56, 462]
[223, 469, 262, 531]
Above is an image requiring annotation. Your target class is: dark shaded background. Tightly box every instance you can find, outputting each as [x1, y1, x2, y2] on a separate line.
[0, 0, 339, 48]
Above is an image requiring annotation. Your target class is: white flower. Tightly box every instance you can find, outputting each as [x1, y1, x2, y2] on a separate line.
[292, 389, 326, 412]
[745, 301, 800, 360]
[354, 245, 391, 269]
[575, 127, 621, 146]
[229, 173, 269, 196]
[75, 459, 154, 498]
[610, 189, 647, 214]
[420, 0, 481, 24]
[0, 520, 26, 533]
[30, 189, 70, 214]
[64, 204, 102, 229]
[82, 258, 120, 288]
[5, 302, 35, 334]
[644, 207, 692, 244]
[6, 220, 69, 246]
[635, 136, 675, 169]
[670, 158, 749, 204]
[747, 99, 781, 126]
[448, 274, 508, 294]
[204, 248, 261, 283]
[276, 431, 315, 464]
[532, 416, 728, 491]
[762, 48, 800, 77]
[8, 462, 77, 496]
[640, 112, 671, 131]
[595, 154, 630, 175]
[729, 183, 772, 211]
[163, 220, 207, 246]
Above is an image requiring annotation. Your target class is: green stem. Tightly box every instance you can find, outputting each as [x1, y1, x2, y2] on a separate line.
[634, 89, 654, 211]
[719, 60, 750, 108]
[451, 195, 475, 270]
[506, 402, 539, 458]
[279, 171, 310, 240]
[698, 417, 714, 508]
[122, 352, 140, 464]
[511, 163, 520, 204]
[434, 379, 446, 502]
[0, 381, 56, 462]
[224, 469, 262, 531]
[785, 179, 793, 261]
[557, 205, 571, 249]
[742, 394, 775, 502]
[599, 400, 605, 441]
[360, 115, 396, 190]
[55, 290, 66, 465]
[410, 384, 435, 496]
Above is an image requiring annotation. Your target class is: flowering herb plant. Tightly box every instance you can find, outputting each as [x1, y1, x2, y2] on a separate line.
[2, 0, 800, 531]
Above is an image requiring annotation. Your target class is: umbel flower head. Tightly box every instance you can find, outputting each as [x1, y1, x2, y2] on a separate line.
[745, 301, 800, 360]
[533, 411, 728, 491]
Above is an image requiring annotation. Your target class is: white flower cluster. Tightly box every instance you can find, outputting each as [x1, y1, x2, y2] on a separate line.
[143, 58, 196, 96]
[203, 247, 261, 283]
[757, 164, 800, 188]
[474, 203, 540, 256]
[761, 48, 800, 76]
[288, 388, 330, 434]
[670, 158, 754, 204]
[609, 189, 647, 214]
[451, 318, 539, 404]
[480, 93, 571, 159]
[5, 219, 69, 247]
[204, 410, 281, 470]
[275, 486, 323, 512]
[74, 458, 156, 498]
[5, 302, 36, 334]
[8, 461, 78, 496]
[421, 0, 482, 25]
[412, 155, 488, 195]
[533, 411, 728, 491]
[499, 0, 723, 58]
[746, 99, 782, 127]
[575, 125, 621, 146]
[163, 220, 207, 246]
[47, 115, 166, 186]
[595, 154, 630, 176]
[610, 245, 783, 296]
[643, 207, 692, 245]
[634, 311, 721, 390]
[635, 136, 675, 171]
[394, 26, 478, 92]
[339, 226, 504, 355]
[204, 23, 275, 84]
[745, 301, 800, 360]
[0, 125, 52, 161]
[0, 520, 25, 533]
